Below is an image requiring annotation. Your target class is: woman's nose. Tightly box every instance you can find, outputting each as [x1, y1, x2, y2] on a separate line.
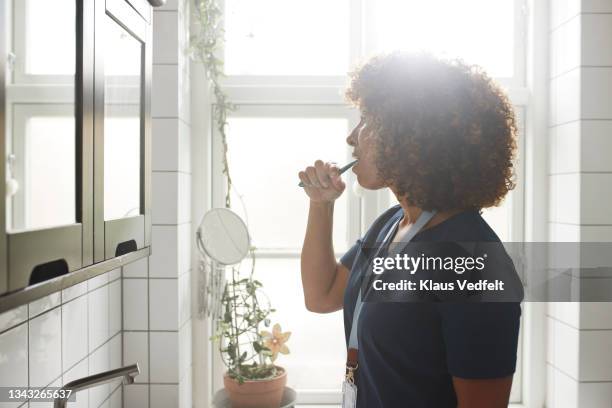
[346, 127, 357, 146]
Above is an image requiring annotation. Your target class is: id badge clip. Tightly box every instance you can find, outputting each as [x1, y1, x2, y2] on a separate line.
[342, 348, 358, 408]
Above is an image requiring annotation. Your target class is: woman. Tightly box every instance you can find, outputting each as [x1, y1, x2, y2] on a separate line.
[299, 51, 521, 408]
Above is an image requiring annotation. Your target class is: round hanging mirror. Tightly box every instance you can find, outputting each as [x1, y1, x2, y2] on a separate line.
[196, 207, 250, 265]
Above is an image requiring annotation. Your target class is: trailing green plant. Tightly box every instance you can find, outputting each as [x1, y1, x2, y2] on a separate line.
[190, 0, 235, 208]
[190, 0, 291, 384]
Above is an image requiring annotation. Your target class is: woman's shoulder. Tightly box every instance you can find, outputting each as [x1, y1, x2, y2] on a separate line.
[417, 209, 502, 242]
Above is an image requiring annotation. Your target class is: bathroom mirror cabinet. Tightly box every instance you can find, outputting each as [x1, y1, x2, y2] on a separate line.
[0, 0, 159, 304]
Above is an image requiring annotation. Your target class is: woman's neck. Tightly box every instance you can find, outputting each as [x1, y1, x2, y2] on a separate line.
[392, 190, 464, 230]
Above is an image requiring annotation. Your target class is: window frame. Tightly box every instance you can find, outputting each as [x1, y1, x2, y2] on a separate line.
[210, 0, 531, 404]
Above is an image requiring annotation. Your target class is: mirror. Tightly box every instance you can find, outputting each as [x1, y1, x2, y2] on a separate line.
[103, 15, 142, 221]
[4, 0, 77, 232]
[196, 208, 250, 319]
[197, 208, 250, 265]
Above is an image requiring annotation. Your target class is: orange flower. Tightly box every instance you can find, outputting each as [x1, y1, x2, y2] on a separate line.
[260, 323, 291, 362]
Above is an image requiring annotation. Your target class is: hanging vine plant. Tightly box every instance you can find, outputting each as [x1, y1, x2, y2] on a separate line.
[190, 0, 235, 208]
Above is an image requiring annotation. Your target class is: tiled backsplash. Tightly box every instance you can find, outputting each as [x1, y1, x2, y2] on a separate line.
[0, 268, 123, 408]
[0, 257, 192, 408]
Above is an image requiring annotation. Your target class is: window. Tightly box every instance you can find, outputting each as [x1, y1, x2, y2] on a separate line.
[224, 0, 350, 76]
[213, 0, 527, 404]
[220, 108, 357, 400]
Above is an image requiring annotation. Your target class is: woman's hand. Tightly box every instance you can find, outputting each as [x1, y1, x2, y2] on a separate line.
[298, 160, 346, 203]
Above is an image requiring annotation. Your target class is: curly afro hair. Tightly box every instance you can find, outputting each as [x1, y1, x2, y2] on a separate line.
[345, 51, 518, 211]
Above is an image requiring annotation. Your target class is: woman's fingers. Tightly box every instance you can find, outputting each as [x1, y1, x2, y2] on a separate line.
[314, 160, 331, 189]
[298, 171, 312, 188]
[305, 166, 320, 188]
[299, 161, 345, 200]
[328, 164, 345, 192]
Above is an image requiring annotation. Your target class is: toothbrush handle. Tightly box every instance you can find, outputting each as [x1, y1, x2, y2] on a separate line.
[298, 160, 358, 187]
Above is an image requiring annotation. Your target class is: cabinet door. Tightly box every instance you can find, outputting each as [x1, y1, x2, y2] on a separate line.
[0, 0, 94, 291]
[94, 0, 151, 261]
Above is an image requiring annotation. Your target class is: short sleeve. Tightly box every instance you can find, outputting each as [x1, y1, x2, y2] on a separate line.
[339, 238, 363, 270]
[437, 302, 521, 379]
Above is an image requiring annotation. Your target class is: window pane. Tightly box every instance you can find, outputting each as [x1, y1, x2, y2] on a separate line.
[224, 0, 349, 75]
[24, 0, 76, 75]
[226, 116, 350, 251]
[236, 258, 345, 392]
[6, 115, 76, 231]
[372, 0, 515, 78]
[104, 17, 142, 221]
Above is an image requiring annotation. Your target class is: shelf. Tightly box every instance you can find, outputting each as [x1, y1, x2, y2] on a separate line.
[0, 246, 150, 314]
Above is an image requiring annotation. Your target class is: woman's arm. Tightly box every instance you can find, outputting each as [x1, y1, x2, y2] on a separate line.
[452, 376, 513, 408]
[298, 160, 348, 313]
[301, 201, 350, 313]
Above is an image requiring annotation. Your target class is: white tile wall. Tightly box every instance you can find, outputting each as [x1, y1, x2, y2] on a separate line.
[124, 384, 149, 407]
[153, 11, 179, 65]
[152, 172, 179, 224]
[581, 68, 612, 120]
[124, 332, 149, 383]
[550, 69, 581, 126]
[123, 279, 148, 331]
[581, 14, 612, 66]
[550, 16, 580, 78]
[549, 173, 581, 224]
[0, 305, 27, 332]
[549, 121, 581, 175]
[580, 121, 612, 173]
[29, 307, 61, 387]
[62, 295, 88, 370]
[150, 332, 179, 383]
[579, 330, 612, 381]
[150, 226, 180, 278]
[580, 174, 612, 224]
[0, 269, 124, 408]
[123, 257, 148, 279]
[149, 279, 178, 330]
[150, 384, 178, 408]
[548, 1, 612, 406]
[152, 65, 179, 118]
[0, 323, 28, 388]
[88, 285, 110, 352]
[132, 0, 195, 405]
[550, 0, 581, 31]
[63, 359, 90, 408]
[578, 382, 612, 407]
[551, 318, 580, 378]
[582, 0, 612, 13]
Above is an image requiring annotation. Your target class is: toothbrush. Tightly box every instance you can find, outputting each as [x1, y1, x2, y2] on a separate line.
[298, 159, 358, 187]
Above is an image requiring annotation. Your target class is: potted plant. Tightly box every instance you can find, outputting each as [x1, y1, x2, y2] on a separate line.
[213, 262, 291, 408]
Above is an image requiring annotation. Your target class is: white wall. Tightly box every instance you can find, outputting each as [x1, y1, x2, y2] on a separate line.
[547, 0, 612, 406]
[0, 269, 123, 408]
[122, 0, 194, 407]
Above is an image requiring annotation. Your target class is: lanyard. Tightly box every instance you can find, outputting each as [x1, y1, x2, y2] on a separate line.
[345, 209, 437, 382]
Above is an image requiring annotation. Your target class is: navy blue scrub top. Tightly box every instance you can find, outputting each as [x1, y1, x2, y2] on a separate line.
[340, 205, 521, 408]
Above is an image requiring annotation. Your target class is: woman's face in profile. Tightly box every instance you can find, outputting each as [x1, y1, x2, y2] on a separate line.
[346, 115, 386, 190]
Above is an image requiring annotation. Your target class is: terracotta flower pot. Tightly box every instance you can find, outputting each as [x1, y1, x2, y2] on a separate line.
[223, 367, 287, 408]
